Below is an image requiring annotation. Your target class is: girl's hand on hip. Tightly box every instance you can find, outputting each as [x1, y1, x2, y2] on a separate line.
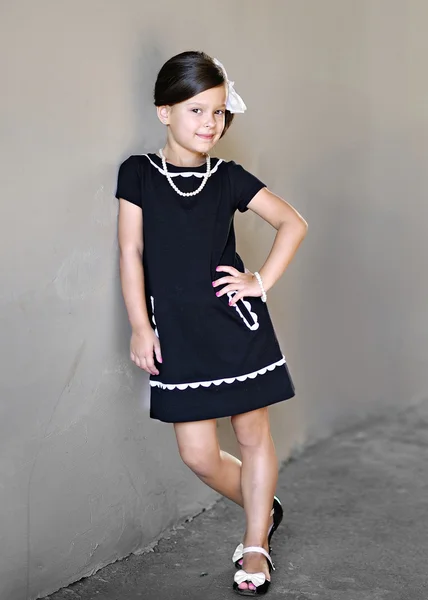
[213, 265, 261, 306]
[130, 327, 162, 375]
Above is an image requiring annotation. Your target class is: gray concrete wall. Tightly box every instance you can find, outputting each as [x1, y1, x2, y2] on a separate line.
[0, 1, 426, 599]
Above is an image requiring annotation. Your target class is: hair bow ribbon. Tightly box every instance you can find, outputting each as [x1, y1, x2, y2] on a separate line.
[213, 58, 247, 114]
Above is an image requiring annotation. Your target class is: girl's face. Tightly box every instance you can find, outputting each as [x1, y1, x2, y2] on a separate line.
[159, 84, 227, 154]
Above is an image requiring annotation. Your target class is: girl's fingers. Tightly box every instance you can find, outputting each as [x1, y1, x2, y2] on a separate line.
[216, 265, 240, 277]
[225, 283, 261, 305]
[212, 275, 236, 288]
[144, 354, 159, 375]
[130, 333, 161, 374]
[154, 344, 163, 364]
[140, 357, 152, 375]
[216, 283, 243, 297]
[229, 291, 245, 306]
[137, 355, 150, 374]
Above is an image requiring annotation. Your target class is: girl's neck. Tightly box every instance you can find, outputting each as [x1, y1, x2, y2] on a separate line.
[159, 144, 207, 168]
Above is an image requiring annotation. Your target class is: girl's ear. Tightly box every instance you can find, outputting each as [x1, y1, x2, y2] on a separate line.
[157, 105, 171, 125]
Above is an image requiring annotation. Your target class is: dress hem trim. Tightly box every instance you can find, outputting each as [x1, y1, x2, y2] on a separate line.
[149, 356, 286, 391]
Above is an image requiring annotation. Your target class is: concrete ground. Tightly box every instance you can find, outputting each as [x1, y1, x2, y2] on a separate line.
[44, 400, 428, 600]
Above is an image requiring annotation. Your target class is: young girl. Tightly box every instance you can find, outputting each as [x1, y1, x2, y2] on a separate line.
[115, 50, 307, 596]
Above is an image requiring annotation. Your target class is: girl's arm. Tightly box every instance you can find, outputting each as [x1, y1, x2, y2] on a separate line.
[246, 188, 308, 292]
[214, 188, 307, 304]
[118, 199, 162, 374]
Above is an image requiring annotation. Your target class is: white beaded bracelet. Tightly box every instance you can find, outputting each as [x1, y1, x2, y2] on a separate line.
[254, 271, 267, 303]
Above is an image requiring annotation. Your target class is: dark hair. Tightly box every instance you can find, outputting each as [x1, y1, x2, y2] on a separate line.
[154, 50, 234, 138]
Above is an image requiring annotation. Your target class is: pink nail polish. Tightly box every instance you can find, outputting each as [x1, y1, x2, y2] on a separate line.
[212, 282, 215, 287]
[216, 291, 220, 297]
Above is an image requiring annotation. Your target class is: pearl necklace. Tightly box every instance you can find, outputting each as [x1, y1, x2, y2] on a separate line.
[159, 148, 211, 197]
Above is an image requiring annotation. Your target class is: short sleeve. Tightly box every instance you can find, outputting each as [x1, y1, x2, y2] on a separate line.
[228, 161, 266, 213]
[115, 155, 142, 208]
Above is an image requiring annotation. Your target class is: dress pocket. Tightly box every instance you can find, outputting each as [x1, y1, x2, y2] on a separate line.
[150, 296, 159, 337]
[226, 291, 259, 331]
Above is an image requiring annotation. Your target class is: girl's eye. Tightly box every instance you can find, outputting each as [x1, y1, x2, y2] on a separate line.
[191, 109, 224, 115]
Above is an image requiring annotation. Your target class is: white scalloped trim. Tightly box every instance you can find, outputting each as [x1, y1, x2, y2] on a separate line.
[150, 356, 286, 391]
[144, 154, 223, 178]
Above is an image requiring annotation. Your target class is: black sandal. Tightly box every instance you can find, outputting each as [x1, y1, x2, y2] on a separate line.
[232, 496, 283, 569]
[233, 546, 275, 596]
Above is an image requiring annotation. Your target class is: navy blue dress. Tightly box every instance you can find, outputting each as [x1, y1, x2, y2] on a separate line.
[115, 153, 295, 422]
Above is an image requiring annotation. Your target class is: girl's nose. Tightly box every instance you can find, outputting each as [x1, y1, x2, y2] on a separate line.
[205, 115, 215, 128]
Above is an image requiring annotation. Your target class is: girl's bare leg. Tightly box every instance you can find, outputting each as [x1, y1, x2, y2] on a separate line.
[173, 419, 244, 505]
[231, 407, 278, 591]
[173, 419, 275, 532]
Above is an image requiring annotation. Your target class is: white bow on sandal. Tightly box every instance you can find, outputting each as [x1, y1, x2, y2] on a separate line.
[233, 546, 275, 596]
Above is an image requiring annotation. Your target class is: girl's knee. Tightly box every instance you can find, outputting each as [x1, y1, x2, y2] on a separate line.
[173, 420, 220, 478]
[179, 444, 220, 477]
[231, 408, 271, 448]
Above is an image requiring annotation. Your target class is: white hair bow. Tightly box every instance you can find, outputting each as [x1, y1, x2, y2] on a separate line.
[213, 58, 247, 114]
